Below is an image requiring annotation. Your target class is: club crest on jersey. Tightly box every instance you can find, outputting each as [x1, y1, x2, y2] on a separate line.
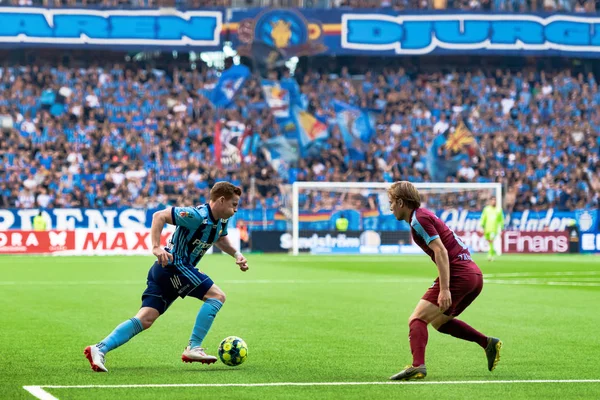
[179, 211, 193, 218]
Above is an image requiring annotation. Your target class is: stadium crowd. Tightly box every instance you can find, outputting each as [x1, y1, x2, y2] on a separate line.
[0, 61, 598, 215]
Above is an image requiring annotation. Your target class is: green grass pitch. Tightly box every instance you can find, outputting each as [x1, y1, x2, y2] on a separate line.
[1, 254, 600, 400]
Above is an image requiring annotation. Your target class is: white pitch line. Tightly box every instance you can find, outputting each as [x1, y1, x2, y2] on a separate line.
[486, 271, 600, 278]
[23, 386, 58, 400]
[23, 379, 600, 397]
[3, 276, 600, 287]
[485, 279, 600, 287]
[0, 278, 434, 286]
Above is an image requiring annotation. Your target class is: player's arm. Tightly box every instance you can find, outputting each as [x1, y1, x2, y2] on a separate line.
[215, 235, 249, 272]
[427, 238, 452, 313]
[151, 207, 174, 266]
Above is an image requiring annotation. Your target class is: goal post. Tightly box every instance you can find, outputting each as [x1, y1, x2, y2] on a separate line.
[291, 181, 503, 256]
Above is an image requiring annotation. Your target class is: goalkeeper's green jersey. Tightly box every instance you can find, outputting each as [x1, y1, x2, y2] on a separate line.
[480, 205, 504, 233]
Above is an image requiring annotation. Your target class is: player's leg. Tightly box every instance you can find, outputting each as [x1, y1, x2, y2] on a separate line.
[390, 294, 444, 381]
[181, 271, 223, 364]
[84, 263, 175, 372]
[485, 232, 495, 260]
[433, 274, 502, 371]
[190, 284, 226, 348]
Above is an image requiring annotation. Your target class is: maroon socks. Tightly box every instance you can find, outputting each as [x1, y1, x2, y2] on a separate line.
[409, 318, 428, 367]
[437, 319, 488, 348]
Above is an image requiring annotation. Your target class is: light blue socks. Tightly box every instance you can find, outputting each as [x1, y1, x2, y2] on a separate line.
[189, 298, 223, 348]
[97, 317, 144, 354]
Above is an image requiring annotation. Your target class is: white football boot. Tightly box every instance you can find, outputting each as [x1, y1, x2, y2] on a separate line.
[84, 345, 108, 372]
[181, 346, 217, 364]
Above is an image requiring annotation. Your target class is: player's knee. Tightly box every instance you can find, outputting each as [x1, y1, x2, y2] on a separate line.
[136, 308, 160, 330]
[138, 315, 158, 330]
[205, 286, 226, 304]
[431, 319, 443, 331]
[213, 291, 226, 304]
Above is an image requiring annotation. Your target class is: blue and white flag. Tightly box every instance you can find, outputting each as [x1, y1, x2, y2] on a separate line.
[261, 79, 291, 118]
[332, 100, 377, 160]
[210, 65, 251, 109]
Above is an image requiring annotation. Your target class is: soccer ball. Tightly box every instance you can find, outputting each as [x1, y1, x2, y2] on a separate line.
[218, 336, 248, 366]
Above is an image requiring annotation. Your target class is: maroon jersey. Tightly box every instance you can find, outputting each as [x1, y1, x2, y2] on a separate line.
[410, 208, 481, 275]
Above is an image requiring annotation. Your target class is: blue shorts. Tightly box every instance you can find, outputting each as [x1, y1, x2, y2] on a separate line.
[141, 262, 214, 314]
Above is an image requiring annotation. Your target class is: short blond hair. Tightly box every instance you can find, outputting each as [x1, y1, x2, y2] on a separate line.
[210, 181, 242, 201]
[387, 181, 421, 209]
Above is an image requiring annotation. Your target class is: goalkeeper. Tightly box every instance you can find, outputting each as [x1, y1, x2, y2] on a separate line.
[480, 197, 504, 261]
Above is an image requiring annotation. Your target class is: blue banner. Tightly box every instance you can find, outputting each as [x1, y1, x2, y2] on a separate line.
[341, 13, 600, 57]
[332, 100, 377, 161]
[2, 208, 596, 235]
[0, 8, 222, 50]
[228, 9, 600, 58]
[210, 65, 251, 109]
[4, 8, 600, 56]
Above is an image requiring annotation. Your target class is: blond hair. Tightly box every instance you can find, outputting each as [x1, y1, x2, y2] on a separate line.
[210, 181, 242, 201]
[387, 181, 421, 209]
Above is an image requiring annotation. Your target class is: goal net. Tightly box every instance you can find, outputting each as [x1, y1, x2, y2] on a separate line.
[290, 182, 502, 256]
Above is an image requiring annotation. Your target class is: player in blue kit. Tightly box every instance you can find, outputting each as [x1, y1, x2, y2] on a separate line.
[84, 182, 248, 372]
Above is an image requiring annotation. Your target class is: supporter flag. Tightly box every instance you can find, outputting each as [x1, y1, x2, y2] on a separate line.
[280, 76, 302, 108]
[260, 135, 299, 177]
[294, 106, 329, 148]
[332, 100, 377, 160]
[261, 77, 327, 150]
[261, 79, 291, 118]
[426, 119, 479, 182]
[210, 65, 251, 109]
[261, 135, 299, 164]
[214, 120, 247, 169]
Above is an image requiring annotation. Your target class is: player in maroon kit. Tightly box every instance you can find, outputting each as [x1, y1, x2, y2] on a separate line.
[387, 181, 502, 381]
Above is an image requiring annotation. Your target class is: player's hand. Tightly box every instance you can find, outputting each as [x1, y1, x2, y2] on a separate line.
[153, 246, 173, 267]
[438, 289, 452, 313]
[235, 253, 249, 272]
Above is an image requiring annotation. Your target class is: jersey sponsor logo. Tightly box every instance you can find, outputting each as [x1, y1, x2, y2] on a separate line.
[457, 253, 472, 261]
[191, 238, 213, 257]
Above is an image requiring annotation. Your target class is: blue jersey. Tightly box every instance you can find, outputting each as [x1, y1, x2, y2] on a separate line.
[166, 204, 229, 269]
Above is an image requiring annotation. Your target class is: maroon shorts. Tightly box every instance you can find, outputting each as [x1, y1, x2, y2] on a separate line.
[422, 272, 484, 317]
